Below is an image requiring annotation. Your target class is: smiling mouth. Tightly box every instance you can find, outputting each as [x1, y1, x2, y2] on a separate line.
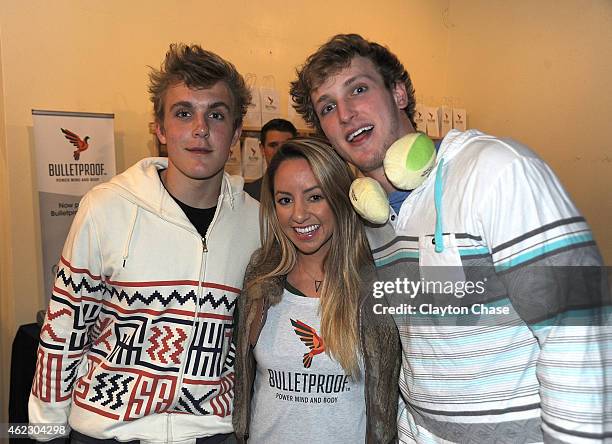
[346, 125, 374, 142]
[294, 224, 320, 234]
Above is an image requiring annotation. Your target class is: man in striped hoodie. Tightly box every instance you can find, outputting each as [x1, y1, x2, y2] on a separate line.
[291, 33, 609, 443]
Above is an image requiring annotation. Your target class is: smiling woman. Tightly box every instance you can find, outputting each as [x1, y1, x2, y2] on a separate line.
[233, 138, 402, 444]
[273, 156, 336, 261]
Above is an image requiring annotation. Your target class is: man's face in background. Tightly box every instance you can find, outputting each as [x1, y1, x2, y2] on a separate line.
[262, 130, 295, 165]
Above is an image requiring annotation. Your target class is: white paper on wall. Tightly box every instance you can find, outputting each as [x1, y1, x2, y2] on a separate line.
[453, 108, 467, 131]
[260, 75, 281, 125]
[243, 137, 264, 181]
[243, 73, 262, 127]
[414, 104, 427, 133]
[426, 106, 441, 138]
[440, 107, 453, 137]
[225, 138, 243, 176]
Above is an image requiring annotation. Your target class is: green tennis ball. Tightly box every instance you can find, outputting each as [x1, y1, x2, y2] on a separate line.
[384, 133, 436, 190]
[349, 177, 390, 224]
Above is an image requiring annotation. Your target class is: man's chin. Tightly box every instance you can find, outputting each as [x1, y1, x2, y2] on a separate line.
[181, 165, 225, 182]
[353, 156, 384, 175]
[193, 169, 224, 181]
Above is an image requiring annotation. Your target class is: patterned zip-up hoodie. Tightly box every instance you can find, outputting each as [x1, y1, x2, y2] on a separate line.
[29, 157, 260, 443]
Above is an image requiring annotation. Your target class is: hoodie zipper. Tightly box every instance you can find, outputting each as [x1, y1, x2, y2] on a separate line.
[167, 194, 224, 414]
[110, 165, 242, 426]
[169, 230, 207, 415]
[171, 192, 225, 410]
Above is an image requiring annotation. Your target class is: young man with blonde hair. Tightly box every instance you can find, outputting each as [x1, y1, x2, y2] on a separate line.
[29, 44, 259, 443]
[291, 34, 608, 443]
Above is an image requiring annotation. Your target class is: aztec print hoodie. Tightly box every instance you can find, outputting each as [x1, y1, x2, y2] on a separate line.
[29, 157, 260, 443]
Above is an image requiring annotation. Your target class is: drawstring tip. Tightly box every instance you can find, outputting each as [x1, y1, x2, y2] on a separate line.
[433, 158, 445, 254]
[122, 259, 126, 267]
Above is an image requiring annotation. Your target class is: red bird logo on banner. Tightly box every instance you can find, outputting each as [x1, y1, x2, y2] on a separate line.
[61, 128, 90, 160]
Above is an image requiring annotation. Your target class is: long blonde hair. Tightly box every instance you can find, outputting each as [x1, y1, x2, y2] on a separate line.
[248, 138, 372, 376]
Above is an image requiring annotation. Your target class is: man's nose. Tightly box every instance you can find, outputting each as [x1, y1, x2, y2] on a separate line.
[193, 116, 209, 138]
[336, 101, 356, 124]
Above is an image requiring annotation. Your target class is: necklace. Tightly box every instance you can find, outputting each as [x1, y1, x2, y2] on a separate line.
[298, 263, 324, 293]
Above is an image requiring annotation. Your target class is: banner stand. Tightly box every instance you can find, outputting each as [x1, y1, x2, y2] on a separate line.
[32, 109, 116, 303]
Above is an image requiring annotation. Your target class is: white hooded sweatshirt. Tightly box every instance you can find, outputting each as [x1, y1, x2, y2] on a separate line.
[29, 157, 260, 443]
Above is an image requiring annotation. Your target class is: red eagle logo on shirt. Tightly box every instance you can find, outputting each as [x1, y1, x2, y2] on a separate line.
[61, 128, 90, 161]
[290, 319, 325, 368]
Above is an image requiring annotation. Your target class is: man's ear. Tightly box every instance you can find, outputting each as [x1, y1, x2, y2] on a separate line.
[231, 123, 243, 147]
[155, 121, 167, 145]
[391, 82, 408, 109]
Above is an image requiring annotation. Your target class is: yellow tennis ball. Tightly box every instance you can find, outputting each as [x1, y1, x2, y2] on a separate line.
[384, 133, 436, 190]
[349, 177, 390, 224]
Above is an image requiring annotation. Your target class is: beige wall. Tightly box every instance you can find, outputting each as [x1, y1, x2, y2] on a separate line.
[0, 0, 610, 422]
[444, 0, 612, 262]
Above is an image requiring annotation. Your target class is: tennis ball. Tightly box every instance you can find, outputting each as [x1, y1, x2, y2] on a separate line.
[384, 133, 436, 190]
[349, 177, 390, 224]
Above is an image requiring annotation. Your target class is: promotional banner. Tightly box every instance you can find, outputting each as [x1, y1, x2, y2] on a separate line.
[32, 109, 116, 302]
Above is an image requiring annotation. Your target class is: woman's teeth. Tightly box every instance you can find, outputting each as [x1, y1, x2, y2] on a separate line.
[295, 224, 319, 234]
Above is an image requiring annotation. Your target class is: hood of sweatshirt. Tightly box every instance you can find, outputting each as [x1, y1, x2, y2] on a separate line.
[97, 157, 246, 222]
[94, 157, 249, 264]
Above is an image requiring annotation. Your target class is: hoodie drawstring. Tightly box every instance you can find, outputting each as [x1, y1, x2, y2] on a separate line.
[434, 158, 445, 253]
[228, 178, 235, 209]
[122, 205, 139, 267]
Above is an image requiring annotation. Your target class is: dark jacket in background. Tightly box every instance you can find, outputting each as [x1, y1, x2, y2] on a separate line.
[243, 178, 262, 202]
